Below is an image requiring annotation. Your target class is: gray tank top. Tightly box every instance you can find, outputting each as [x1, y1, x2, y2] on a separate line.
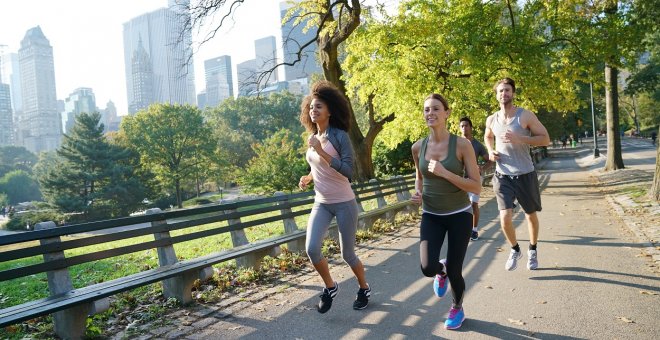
[490, 107, 534, 175]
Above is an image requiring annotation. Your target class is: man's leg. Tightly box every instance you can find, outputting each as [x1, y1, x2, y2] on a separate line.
[499, 208, 516, 246]
[525, 212, 539, 245]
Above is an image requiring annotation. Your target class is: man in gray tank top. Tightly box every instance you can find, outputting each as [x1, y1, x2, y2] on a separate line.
[484, 78, 550, 271]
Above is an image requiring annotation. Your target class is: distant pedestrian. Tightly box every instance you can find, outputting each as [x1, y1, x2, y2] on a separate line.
[459, 116, 492, 241]
[484, 77, 550, 271]
[298, 80, 371, 314]
[652, 131, 657, 146]
[412, 93, 481, 330]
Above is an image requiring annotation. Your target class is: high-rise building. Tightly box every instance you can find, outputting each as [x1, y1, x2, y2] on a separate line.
[254, 36, 278, 88]
[64, 87, 97, 134]
[280, 1, 321, 81]
[101, 100, 121, 132]
[237, 59, 257, 97]
[1, 52, 22, 115]
[0, 83, 12, 146]
[204, 55, 233, 107]
[18, 26, 62, 153]
[123, 1, 196, 114]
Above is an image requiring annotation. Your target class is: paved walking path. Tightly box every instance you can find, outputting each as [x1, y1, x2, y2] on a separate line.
[106, 140, 658, 339]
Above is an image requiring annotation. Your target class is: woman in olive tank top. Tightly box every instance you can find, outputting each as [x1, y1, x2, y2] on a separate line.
[411, 93, 481, 330]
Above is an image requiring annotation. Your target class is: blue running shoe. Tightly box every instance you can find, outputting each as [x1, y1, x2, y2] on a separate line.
[433, 259, 448, 298]
[444, 307, 465, 330]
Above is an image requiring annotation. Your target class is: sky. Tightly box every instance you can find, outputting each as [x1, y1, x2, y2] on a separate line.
[0, 0, 285, 115]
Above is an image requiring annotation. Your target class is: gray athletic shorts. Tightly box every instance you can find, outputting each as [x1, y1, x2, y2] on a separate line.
[492, 170, 542, 213]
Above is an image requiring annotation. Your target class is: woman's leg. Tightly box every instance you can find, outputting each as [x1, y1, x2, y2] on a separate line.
[419, 213, 448, 277]
[444, 211, 473, 308]
[333, 200, 368, 288]
[306, 202, 336, 288]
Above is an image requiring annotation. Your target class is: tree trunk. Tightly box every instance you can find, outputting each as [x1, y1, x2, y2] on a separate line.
[651, 126, 660, 201]
[604, 64, 625, 171]
[175, 179, 183, 208]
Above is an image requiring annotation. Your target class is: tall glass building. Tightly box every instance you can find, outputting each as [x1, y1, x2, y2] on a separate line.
[280, 1, 321, 81]
[123, 0, 196, 114]
[18, 26, 62, 153]
[204, 55, 233, 107]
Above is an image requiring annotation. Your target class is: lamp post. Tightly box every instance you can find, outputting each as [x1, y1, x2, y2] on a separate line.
[590, 83, 600, 157]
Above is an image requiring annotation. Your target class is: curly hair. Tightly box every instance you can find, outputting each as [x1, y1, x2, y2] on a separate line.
[300, 80, 351, 133]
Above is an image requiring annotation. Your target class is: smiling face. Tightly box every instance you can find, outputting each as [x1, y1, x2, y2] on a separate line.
[496, 83, 515, 106]
[309, 98, 330, 125]
[423, 98, 449, 127]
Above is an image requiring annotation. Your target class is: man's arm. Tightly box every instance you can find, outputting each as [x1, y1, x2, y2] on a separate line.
[521, 110, 551, 146]
[484, 115, 500, 162]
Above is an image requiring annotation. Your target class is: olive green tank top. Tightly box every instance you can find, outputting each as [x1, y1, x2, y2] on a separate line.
[418, 134, 470, 214]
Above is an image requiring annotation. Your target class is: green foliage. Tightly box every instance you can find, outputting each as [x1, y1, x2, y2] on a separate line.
[0, 146, 38, 177]
[121, 104, 216, 208]
[372, 139, 415, 178]
[205, 92, 303, 184]
[5, 209, 65, 231]
[0, 170, 42, 204]
[239, 129, 308, 193]
[38, 112, 148, 221]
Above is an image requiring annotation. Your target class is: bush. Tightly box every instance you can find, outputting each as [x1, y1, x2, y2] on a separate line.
[5, 210, 66, 231]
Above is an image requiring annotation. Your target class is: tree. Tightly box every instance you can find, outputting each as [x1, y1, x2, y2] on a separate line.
[239, 129, 308, 193]
[0, 170, 42, 204]
[121, 104, 216, 208]
[0, 146, 38, 177]
[343, 0, 589, 148]
[205, 92, 303, 184]
[39, 112, 148, 220]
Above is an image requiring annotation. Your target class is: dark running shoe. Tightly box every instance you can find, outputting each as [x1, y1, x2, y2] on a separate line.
[353, 284, 371, 310]
[317, 282, 339, 313]
[470, 230, 479, 241]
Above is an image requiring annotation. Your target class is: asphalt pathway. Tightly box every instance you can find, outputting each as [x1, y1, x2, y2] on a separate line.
[147, 140, 659, 340]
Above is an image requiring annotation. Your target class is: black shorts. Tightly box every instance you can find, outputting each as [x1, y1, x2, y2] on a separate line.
[492, 170, 542, 213]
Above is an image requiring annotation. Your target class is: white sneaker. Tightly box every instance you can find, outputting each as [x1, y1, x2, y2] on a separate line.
[527, 249, 538, 270]
[505, 249, 523, 271]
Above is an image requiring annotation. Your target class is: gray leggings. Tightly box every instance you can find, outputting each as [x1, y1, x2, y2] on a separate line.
[305, 199, 361, 267]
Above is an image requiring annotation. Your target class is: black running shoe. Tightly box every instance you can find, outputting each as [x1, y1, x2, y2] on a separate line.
[317, 282, 339, 313]
[353, 284, 371, 310]
[470, 230, 479, 241]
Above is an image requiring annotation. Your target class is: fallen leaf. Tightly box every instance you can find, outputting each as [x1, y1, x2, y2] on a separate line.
[229, 326, 243, 330]
[485, 285, 493, 289]
[616, 316, 634, 323]
[496, 247, 503, 252]
[531, 315, 542, 319]
[640, 291, 658, 295]
[559, 212, 565, 216]
[537, 301, 547, 304]
[508, 318, 526, 325]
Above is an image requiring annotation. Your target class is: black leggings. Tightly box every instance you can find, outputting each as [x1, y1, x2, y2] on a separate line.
[419, 211, 472, 307]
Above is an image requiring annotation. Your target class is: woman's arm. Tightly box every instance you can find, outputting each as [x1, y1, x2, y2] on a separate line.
[411, 140, 423, 205]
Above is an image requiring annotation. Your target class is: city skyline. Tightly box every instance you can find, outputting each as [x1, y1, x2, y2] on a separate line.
[0, 0, 285, 116]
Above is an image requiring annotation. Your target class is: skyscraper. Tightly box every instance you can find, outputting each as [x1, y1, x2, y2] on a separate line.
[0, 52, 23, 115]
[64, 87, 97, 134]
[280, 1, 322, 81]
[237, 59, 257, 97]
[123, 1, 196, 114]
[0, 83, 12, 146]
[204, 55, 233, 107]
[18, 26, 62, 153]
[254, 36, 278, 88]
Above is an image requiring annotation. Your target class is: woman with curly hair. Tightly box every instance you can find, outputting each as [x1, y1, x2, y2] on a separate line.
[298, 80, 371, 314]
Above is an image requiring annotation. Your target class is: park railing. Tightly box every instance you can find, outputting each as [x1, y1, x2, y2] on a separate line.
[0, 174, 415, 338]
